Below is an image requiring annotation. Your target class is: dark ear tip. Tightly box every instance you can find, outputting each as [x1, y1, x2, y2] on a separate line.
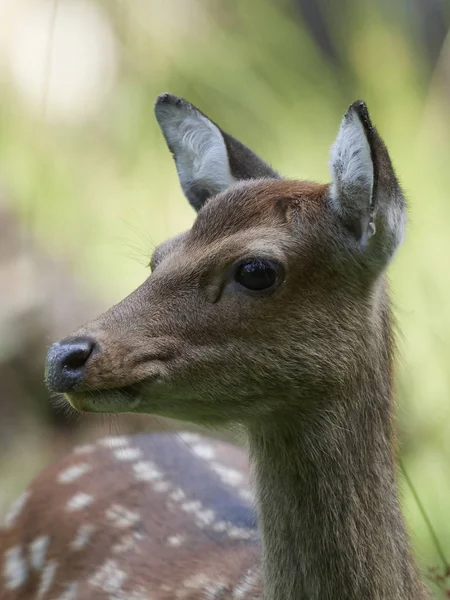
[346, 99, 373, 131]
[155, 93, 188, 111]
[155, 92, 175, 105]
[350, 99, 367, 110]
[156, 92, 170, 104]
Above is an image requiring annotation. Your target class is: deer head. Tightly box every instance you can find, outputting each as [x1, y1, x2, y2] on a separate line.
[45, 94, 406, 426]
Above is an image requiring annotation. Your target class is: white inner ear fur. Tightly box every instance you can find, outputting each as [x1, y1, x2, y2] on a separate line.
[329, 109, 374, 215]
[162, 107, 234, 194]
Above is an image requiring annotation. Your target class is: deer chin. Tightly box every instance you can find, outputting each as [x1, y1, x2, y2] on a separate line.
[66, 382, 147, 413]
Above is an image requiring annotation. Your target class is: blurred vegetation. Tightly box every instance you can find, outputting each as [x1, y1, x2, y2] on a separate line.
[0, 0, 449, 595]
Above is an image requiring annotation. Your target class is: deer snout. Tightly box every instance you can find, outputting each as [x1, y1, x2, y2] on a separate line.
[45, 337, 96, 393]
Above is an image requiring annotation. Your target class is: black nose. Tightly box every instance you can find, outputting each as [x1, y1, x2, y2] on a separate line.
[45, 337, 95, 393]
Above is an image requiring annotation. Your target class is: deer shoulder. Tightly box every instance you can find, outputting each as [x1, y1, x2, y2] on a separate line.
[0, 433, 262, 599]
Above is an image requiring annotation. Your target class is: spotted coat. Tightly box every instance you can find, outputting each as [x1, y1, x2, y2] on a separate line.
[0, 433, 262, 599]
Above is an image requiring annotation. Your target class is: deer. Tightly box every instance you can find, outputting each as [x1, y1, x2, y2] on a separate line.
[0, 93, 430, 600]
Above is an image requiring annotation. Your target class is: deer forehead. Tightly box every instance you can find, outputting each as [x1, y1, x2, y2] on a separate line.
[192, 179, 328, 240]
[152, 179, 329, 272]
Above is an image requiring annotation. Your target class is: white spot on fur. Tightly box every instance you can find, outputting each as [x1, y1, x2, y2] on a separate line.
[89, 559, 127, 594]
[192, 443, 215, 460]
[37, 560, 58, 599]
[239, 488, 254, 503]
[106, 504, 140, 528]
[58, 463, 91, 483]
[183, 573, 212, 590]
[112, 534, 135, 554]
[3, 546, 28, 589]
[167, 483, 250, 535]
[73, 443, 95, 454]
[212, 463, 243, 487]
[227, 526, 254, 540]
[177, 432, 201, 443]
[29, 536, 50, 571]
[233, 569, 259, 598]
[167, 534, 185, 547]
[114, 447, 142, 461]
[196, 508, 216, 527]
[71, 523, 96, 550]
[212, 521, 227, 532]
[169, 488, 186, 502]
[112, 531, 143, 554]
[133, 460, 162, 481]
[153, 480, 171, 493]
[180, 499, 216, 528]
[55, 582, 78, 600]
[181, 500, 202, 514]
[204, 582, 229, 599]
[66, 492, 94, 511]
[3, 491, 29, 528]
[99, 436, 129, 449]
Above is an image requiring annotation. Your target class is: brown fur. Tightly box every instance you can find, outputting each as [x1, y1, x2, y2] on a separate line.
[1, 96, 430, 599]
[0, 434, 262, 599]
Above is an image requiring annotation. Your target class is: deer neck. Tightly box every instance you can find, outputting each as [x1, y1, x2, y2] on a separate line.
[247, 355, 426, 599]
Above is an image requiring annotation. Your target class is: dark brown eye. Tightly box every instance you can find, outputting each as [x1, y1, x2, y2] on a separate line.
[235, 259, 282, 291]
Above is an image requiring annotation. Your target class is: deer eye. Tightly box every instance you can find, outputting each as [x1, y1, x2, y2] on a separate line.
[234, 259, 283, 292]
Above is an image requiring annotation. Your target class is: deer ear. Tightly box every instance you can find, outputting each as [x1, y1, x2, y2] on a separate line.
[329, 101, 406, 264]
[329, 101, 376, 244]
[155, 93, 279, 212]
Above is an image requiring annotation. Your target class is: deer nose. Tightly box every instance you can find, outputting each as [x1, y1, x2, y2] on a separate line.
[45, 337, 96, 393]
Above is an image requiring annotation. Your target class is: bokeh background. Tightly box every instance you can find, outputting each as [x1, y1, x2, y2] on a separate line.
[0, 0, 449, 595]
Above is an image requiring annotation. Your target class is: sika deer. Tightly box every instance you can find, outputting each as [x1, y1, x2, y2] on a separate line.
[0, 94, 429, 599]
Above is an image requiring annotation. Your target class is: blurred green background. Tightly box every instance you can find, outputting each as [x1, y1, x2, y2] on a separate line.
[0, 0, 449, 595]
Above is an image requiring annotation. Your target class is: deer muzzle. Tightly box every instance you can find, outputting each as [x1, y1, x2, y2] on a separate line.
[46, 336, 96, 393]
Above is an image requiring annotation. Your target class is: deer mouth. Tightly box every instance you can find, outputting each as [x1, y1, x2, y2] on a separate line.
[65, 381, 147, 413]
